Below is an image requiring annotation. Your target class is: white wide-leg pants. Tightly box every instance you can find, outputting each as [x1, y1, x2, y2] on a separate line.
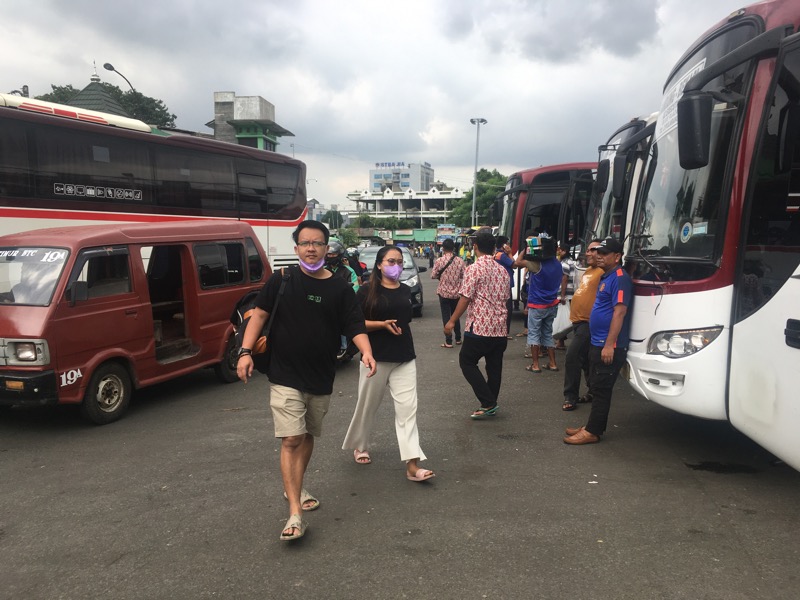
[342, 360, 426, 462]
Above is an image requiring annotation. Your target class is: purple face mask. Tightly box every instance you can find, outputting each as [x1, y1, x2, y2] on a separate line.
[299, 256, 326, 273]
[382, 264, 403, 281]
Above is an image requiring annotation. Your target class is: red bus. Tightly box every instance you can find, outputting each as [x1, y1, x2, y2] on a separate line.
[496, 163, 595, 305]
[0, 93, 307, 268]
[624, 0, 800, 469]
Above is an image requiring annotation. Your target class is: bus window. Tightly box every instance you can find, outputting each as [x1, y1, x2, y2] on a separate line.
[0, 118, 30, 197]
[155, 149, 236, 212]
[34, 127, 152, 203]
[738, 45, 800, 320]
[266, 163, 300, 214]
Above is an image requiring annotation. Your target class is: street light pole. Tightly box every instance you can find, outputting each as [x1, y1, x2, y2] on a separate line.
[103, 63, 135, 92]
[470, 118, 487, 228]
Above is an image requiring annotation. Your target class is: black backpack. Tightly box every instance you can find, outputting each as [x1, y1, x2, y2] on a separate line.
[230, 268, 290, 374]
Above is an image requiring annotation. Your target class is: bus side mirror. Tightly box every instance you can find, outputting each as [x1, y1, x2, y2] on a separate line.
[678, 91, 713, 170]
[595, 159, 609, 194]
[612, 154, 627, 200]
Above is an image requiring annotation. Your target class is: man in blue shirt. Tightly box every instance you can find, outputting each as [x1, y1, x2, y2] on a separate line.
[564, 238, 632, 445]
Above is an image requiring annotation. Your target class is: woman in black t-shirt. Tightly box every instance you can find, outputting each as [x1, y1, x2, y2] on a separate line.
[342, 245, 435, 482]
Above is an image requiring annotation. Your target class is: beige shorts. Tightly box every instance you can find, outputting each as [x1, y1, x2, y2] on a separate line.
[269, 383, 331, 438]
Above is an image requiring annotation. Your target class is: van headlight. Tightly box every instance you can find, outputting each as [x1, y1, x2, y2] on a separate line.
[4, 340, 51, 366]
[404, 275, 419, 287]
[647, 327, 722, 358]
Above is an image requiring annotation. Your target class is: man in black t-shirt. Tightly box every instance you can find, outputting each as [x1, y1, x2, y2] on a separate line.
[237, 221, 376, 541]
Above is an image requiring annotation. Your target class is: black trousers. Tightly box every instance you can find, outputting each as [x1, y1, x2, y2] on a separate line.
[563, 321, 591, 403]
[438, 296, 461, 344]
[585, 345, 628, 436]
[459, 335, 508, 408]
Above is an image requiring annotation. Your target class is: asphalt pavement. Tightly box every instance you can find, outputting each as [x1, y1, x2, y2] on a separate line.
[1, 258, 798, 600]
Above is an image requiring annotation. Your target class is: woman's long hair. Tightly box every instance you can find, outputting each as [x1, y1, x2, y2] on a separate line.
[363, 245, 402, 319]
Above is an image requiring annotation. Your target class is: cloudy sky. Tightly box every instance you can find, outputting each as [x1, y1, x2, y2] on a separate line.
[1, 0, 750, 209]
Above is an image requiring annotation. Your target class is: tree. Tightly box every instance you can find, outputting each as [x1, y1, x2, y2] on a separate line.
[337, 228, 361, 249]
[447, 168, 507, 228]
[36, 83, 177, 128]
[322, 209, 344, 230]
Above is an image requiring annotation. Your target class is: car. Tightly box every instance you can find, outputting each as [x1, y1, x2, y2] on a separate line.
[357, 245, 426, 316]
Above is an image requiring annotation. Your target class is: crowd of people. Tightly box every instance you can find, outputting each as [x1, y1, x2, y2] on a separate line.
[236, 221, 632, 542]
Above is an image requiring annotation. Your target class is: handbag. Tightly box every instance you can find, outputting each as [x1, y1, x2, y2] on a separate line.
[232, 267, 290, 373]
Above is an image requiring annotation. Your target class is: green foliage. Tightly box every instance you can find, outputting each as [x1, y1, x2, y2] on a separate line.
[322, 210, 344, 229]
[338, 228, 361, 248]
[36, 83, 177, 128]
[352, 214, 375, 228]
[447, 168, 507, 227]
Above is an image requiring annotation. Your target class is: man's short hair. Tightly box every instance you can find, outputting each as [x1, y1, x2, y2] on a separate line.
[442, 238, 455, 252]
[293, 220, 330, 244]
[474, 230, 495, 255]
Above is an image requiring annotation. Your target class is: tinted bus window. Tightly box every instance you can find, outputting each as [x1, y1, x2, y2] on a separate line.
[0, 118, 31, 197]
[34, 127, 153, 203]
[155, 149, 236, 212]
[266, 163, 300, 213]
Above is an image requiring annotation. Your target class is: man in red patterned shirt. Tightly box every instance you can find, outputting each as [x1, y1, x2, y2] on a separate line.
[431, 238, 466, 348]
[444, 230, 511, 418]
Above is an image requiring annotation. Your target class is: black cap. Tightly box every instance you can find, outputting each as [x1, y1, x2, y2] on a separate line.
[596, 238, 624, 254]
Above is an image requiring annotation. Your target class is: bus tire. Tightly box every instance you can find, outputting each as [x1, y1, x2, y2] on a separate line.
[214, 334, 239, 384]
[81, 363, 132, 425]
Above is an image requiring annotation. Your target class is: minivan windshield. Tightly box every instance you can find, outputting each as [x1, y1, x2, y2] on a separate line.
[0, 247, 69, 306]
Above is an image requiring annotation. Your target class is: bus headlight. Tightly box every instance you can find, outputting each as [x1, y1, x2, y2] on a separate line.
[4, 340, 51, 366]
[647, 327, 722, 358]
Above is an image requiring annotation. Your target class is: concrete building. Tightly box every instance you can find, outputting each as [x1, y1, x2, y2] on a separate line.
[369, 161, 434, 193]
[209, 92, 294, 151]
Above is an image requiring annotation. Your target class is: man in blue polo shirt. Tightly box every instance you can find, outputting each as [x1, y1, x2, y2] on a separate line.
[563, 237, 632, 445]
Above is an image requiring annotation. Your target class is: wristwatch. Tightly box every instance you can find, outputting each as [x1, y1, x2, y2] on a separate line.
[237, 348, 253, 359]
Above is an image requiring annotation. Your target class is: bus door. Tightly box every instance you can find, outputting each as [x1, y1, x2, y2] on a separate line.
[727, 41, 800, 469]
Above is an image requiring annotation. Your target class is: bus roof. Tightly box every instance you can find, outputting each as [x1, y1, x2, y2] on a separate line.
[0, 220, 262, 250]
[0, 92, 152, 133]
[509, 162, 596, 183]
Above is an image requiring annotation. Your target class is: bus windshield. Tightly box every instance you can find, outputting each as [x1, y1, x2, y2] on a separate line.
[630, 23, 758, 276]
[0, 248, 68, 306]
[498, 176, 521, 244]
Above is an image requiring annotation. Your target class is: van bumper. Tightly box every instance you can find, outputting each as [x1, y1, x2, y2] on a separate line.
[0, 370, 59, 406]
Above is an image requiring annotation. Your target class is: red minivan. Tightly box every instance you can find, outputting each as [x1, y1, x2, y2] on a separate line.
[0, 220, 271, 423]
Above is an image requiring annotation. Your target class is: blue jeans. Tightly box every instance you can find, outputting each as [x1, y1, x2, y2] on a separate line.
[526, 306, 557, 348]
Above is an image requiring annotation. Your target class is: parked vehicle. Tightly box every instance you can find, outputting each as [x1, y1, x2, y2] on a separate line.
[0, 220, 270, 424]
[358, 245, 426, 316]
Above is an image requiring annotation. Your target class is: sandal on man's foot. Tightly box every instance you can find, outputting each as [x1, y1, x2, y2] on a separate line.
[441, 343, 453, 348]
[577, 394, 593, 404]
[471, 405, 498, 419]
[279, 514, 306, 541]
[562, 399, 577, 411]
[283, 488, 320, 511]
[542, 364, 559, 372]
[525, 364, 541, 373]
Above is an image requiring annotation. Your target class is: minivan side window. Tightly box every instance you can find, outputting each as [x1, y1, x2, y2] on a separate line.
[74, 247, 131, 298]
[246, 237, 264, 282]
[194, 242, 245, 289]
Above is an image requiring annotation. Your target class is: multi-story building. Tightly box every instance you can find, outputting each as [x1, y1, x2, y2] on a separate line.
[347, 162, 464, 228]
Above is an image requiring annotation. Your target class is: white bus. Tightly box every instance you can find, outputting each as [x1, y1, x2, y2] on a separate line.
[623, 0, 800, 469]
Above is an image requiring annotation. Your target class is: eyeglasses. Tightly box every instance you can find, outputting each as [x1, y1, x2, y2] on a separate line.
[382, 259, 403, 266]
[587, 248, 600, 253]
[297, 241, 327, 248]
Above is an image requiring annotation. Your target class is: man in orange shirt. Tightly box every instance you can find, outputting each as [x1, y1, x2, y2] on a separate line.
[561, 239, 603, 411]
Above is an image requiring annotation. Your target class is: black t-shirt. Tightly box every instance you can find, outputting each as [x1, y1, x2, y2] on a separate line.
[356, 283, 415, 363]
[255, 266, 366, 395]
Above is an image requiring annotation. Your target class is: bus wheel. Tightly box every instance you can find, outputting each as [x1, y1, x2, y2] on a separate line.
[214, 334, 239, 384]
[81, 363, 131, 425]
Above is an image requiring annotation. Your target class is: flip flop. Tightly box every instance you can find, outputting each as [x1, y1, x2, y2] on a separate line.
[471, 405, 498, 419]
[407, 468, 435, 482]
[283, 488, 320, 511]
[525, 364, 541, 373]
[279, 514, 306, 541]
[562, 399, 577, 411]
[455, 340, 462, 345]
[354, 449, 371, 464]
[441, 343, 453, 348]
[515, 332, 527, 337]
[542, 365, 559, 372]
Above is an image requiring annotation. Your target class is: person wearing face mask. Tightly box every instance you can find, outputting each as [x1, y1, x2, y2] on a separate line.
[325, 240, 359, 290]
[342, 245, 435, 483]
[237, 221, 376, 541]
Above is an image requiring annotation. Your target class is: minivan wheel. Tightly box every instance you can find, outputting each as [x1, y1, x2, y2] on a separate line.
[81, 363, 131, 425]
[215, 334, 239, 383]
